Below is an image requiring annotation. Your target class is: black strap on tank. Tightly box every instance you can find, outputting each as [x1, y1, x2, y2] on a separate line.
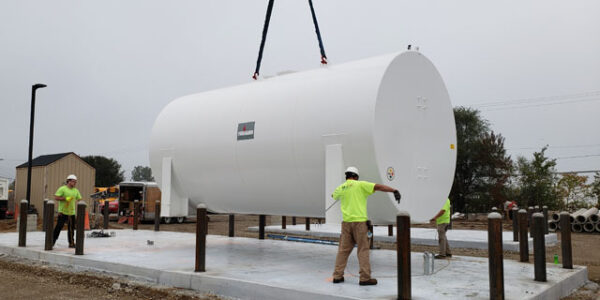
[252, 0, 328, 80]
[308, 0, 328, 65]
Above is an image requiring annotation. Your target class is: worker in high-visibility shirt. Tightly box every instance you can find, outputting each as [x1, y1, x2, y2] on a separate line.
[430, 198, 452, 259]
[53, 174, 82, 248]
[331, 166, 400, 286]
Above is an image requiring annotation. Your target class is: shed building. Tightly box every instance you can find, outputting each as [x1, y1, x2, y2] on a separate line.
[15, 152, 95, 213]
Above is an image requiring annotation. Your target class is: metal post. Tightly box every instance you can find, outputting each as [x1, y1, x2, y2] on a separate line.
[154, 200, 160, 231]
[282, 216, 286, 229]
[133, 200, 139, 230]
[44, 200, 54, 250]
[518, 209, 529, 262]
[397, 212, 411, 300]
[103, 198, 109, 230]
[228, 214, 235, 237]
[42, 199, 48, 231]
[488, 212, 504, 300]
[259, 214, 266, 240]
[388, 224, 393, 236]
[18, 200, 27, 247]
[306, 217, 310, 231]
[559, 212, 573, 269]
[292, 216, 296, 225]
[512, 207, 519, 242]
[532, 213, 546, 281]
[75, 201, 86, 255]
[542, 206, 549, 235]
[195, 204, 207, 272]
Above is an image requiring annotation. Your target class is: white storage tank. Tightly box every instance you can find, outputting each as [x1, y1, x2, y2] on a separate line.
[150, 51, 456, 223]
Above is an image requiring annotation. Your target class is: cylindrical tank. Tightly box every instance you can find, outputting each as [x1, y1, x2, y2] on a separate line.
[150, 51, 456, 223]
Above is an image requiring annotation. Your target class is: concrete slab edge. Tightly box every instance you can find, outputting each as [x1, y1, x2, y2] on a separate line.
[251, 227, 558, 252]
[527, 267, 588, 300]
[0, 245, 358, 300]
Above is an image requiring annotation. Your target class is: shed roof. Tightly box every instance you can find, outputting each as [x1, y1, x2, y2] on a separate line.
[16, 152, 73, 168]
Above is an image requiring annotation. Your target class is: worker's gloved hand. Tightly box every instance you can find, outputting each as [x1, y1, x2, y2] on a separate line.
[393, 190, 401, 203]
[66, 196, 73, 202]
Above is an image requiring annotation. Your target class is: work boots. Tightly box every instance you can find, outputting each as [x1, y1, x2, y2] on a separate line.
[359, 278, 378, 286]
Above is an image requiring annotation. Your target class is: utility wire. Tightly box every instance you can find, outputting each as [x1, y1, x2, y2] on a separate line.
[465, 90, 600, 111]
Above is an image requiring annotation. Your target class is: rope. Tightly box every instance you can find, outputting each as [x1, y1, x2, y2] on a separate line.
[253, 0, 276, 80]
[308, 0, 328, 64]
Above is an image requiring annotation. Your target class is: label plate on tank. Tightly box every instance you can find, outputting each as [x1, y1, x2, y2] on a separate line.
[237, 121, 255, 140]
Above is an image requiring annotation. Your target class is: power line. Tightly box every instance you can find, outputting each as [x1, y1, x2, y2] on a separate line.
[508, 143, 600, 151]
[465, 90, 600, 111]
[555, 154, 600, 160]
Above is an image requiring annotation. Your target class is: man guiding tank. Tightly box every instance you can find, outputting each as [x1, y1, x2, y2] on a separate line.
[332, 166, 401, 286]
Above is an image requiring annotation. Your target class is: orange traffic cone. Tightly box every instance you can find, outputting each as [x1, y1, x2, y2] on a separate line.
[14, 204, 18, 220]
[84, 211, 90, 230]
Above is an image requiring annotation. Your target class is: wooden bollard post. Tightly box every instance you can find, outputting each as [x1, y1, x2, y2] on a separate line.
[491, 207, 498, 212]
[527, 206, 534, 227]
[542, 206, 549, 235]
[42, 199, 48, 232]
[532, 213, 546, 282]
[154, 201, 160, 231]
[518, 209, 529, 262]
[195, 204, 207, 272]
[292, 216, 296, 225]
[397, 212, 411, 300]
[75, 201, 86, 255]
[306, 217, 310, 231]
[488, 212, 504, 300]
[44, 200, 55, 250]
[282, 216, 286, 229]
[18, 200, 28, 247]
[559, 212, 573, 269]
[103, 198, 110, 230]
[133, 200, 139, 230]
[388, 224, 393, 236]
[512, 207, 519, 242]
[259, 214, 266, 240]
[228, 214, 235, 237]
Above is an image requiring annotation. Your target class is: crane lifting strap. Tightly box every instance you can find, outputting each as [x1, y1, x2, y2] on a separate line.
[253, 0, 328, 80]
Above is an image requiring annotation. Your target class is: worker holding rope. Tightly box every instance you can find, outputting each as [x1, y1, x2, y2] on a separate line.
[331, 166, 401, 286]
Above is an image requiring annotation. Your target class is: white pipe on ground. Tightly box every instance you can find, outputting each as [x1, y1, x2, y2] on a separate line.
[576, 207, 599, 223]
[570, 208, 588, 223]
[596, 222, 600, 233]
[551, 212, 560, 222]
[571, 223, 583, 233]
[548, 221, 558, 232]
[590, 212, 600, 223]
[583, 222, 596, 233]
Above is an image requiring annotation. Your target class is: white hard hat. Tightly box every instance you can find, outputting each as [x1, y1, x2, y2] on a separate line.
[345, 166, 359, 176]
[66, 174, 77, 181]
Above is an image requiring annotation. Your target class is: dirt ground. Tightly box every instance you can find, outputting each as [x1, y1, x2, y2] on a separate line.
[1, 215, 599, 299]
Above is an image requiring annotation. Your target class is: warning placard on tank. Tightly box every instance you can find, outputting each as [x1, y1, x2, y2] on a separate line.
[237, 121, 255, 140]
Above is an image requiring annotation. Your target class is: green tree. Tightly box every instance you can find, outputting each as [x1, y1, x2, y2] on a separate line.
[590, 172, 600, 207]
[131, 166, 154, 182]
[515, 146, 560, 209]
[557, 173, 590, 209]
[82, 155, 125, 186]
[450, 107, 513, 212]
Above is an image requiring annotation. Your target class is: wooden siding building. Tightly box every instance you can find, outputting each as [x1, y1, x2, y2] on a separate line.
[15, 153, 95, 213]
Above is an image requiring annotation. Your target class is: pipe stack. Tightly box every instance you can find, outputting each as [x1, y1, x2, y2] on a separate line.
[548, 208, 600, 234]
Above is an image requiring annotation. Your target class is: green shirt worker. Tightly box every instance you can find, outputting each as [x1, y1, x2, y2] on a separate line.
[53, 174, 82, 248]
[430, 198, 452, 259]
[332, 166, 400, 286]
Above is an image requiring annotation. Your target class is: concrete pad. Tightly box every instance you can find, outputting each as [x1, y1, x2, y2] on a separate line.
[249, 224, 558, 252]
[0, 230, 584, 300]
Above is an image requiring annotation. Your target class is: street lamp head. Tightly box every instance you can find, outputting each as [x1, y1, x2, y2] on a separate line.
[33, 83, 47, 89]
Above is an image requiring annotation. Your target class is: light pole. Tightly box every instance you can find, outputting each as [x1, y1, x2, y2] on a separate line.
[26, 83, 46, 212]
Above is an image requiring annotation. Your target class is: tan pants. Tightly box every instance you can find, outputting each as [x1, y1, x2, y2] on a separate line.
[437, 223, 451, 256]
[333, 222, 371, 281]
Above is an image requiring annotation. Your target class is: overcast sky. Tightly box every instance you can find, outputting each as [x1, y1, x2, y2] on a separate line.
[1, 0, 599, 182]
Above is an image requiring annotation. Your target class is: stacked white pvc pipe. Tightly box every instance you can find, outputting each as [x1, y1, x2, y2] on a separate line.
[569, 208, 587, 223]
[576, 207, 598, 223]
[548, 208, 600, 233]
